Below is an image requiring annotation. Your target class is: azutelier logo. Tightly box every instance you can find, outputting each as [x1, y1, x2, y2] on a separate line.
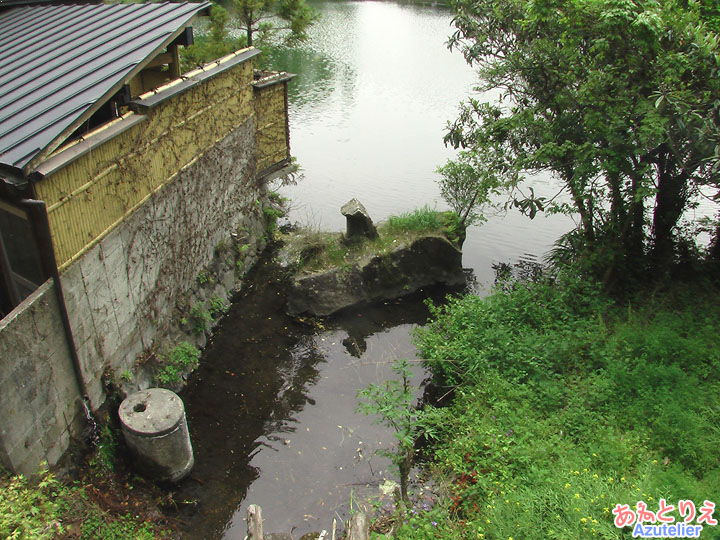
[612, 499, 717, 538]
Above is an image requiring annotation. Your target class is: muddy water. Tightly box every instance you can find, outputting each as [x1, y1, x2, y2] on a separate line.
[174, 254, 461, 538]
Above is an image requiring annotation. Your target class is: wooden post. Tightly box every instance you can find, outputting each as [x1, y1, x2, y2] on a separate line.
[247, 504, 263, 540]
[347, 512, 369, 540]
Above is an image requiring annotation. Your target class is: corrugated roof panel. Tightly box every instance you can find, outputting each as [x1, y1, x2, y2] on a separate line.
[0, 2, 210, 174]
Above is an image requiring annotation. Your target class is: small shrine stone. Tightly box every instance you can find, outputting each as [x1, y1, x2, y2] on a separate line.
[341, 198, 377, 240]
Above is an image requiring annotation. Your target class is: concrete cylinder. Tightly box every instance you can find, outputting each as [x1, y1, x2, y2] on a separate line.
[119, 388, 194, 482]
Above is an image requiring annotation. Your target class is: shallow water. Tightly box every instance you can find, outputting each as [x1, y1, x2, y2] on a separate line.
[174, 256, 457, 538]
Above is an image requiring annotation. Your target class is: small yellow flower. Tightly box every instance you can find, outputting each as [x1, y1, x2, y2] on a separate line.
[592, 453, 597, 457]
[581, 518, 588, 523]
[608, 477, 614, 483]
[574, 470, 580, 475]
[565, 483, 571, 488]
[583, 468, 588, 472]
[593, 474, 599, 478]
[621, 477, 626, 482]
[575, 493, 581, 498]
[505, 499, 510, 504]
[590, 498, 595, 503]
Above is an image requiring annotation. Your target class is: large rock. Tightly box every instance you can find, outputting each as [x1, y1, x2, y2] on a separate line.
[341, 198, 378, 240]
[286, 234, 465, 316]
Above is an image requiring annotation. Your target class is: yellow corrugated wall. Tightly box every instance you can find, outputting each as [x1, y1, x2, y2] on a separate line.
[35, 59, 278, 269]
[254, 82, 289, 175]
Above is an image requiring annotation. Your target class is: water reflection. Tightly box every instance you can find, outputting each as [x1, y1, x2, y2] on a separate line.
[173, 261, 326, 538]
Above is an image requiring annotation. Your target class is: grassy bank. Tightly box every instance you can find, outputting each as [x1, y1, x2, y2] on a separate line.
[378, 271, 720, 539]
[280, 206, 464, 273]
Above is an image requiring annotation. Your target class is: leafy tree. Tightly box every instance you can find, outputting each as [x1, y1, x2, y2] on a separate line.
[440, 0, 720, 284]
[180, 3, 247, 71]
[357, 359, 436, 503]
[232, 0, 318, 47]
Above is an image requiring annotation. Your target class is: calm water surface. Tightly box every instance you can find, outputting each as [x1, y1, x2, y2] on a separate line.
[176, 2, 576, 537]
[266, 0, 575, 286]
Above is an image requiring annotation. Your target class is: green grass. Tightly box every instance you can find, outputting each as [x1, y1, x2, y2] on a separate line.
[155, 341, 200, 387]
[0, 467, 165, 539]
[380, 272, 720, 539]
[385, 206, 443, 234]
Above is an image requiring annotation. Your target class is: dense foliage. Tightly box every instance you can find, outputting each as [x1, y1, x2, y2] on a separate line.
[375, 273, 720, 539]
[227, 0, 317, 47]
[180, 0, 317, 71]
[438, 0, 720, 284]
[180, 4, 247, 72]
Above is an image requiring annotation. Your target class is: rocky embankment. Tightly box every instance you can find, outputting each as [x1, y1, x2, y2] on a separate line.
[277, 200, 466, 316]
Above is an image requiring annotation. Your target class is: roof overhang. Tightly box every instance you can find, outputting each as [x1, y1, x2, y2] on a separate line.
[0, 2, 211, 177]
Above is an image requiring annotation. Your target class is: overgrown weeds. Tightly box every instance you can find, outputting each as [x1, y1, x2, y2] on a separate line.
[0, 463, 169, 539]
[369, 271, 720, 539]
[155, 341, 200, 387]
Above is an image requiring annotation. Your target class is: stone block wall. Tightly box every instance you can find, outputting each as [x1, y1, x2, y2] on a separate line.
[0, 280, 84, 475]
[0, 117, 269, 475]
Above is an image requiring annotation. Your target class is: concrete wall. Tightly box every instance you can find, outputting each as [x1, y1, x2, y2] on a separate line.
[62, 117, 267, 409]
[0, 279, 84, 475]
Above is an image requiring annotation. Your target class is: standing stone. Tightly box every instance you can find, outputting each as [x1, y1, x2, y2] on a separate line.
[341, 199, 377, 240]
[119, 388, 194, 482]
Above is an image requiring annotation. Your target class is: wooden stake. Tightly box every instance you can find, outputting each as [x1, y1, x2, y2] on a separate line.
[247, 504, 263, 540]
[347, 512, 369, 540]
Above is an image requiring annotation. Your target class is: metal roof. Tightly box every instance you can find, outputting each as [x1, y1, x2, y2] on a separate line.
[0, 1, 210, 176]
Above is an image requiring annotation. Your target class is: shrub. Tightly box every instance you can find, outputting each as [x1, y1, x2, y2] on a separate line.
[156, 342, 200, 386]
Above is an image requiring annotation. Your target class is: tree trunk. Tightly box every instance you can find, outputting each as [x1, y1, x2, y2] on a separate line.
[651, 147, 688, 270]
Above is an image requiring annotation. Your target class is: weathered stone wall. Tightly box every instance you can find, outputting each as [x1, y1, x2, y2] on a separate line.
[0, 280, 84, 475]
[0, 55, 293, 475]
[62, 117, 266, 409]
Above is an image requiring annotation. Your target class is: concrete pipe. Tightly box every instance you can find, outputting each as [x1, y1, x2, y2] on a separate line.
[119, 388, 194, 482]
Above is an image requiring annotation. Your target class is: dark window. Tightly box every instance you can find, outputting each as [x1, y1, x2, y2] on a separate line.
[0, 201, 44, 316]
